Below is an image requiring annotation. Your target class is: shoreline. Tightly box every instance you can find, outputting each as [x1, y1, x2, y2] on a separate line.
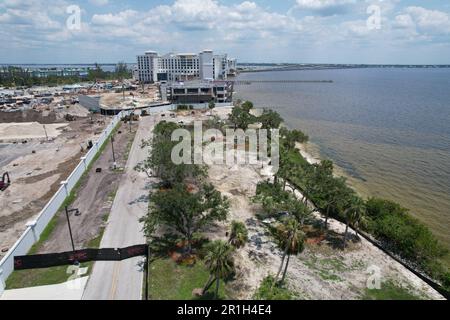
[210, 106, 445, 299]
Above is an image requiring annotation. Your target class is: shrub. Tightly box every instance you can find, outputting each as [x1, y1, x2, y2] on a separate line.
[366, 198, 448, 269]
[254, 276, 294, 300]
[176, 104, 189, 110]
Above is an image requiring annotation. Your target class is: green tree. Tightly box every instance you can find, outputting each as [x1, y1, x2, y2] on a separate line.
[208, 101, 216, 110]
[115, 61, 129, 79]
[258, 108, 283, 129]
[228, 106, 254, 130]
[273, 218, 306, 285]
[285, 196, 313, 226]
[241, 101, 254, 113]
[228, 221, 248, 248]
[203, 240, 235, 299]
[135, 121, 205, 187]
[342, 195, 366, 248]
[88, 62, 105, 81]
[280, 128, 309, 150]
[142, 183, 230, 255]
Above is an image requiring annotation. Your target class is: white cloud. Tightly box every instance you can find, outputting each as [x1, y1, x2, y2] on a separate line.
[1, 0, 449, 63]
[91, 0, 303, 40]
[295, 0, 356, 15]
[89, 0, 109, 6]
[393, 14, 415, 29]
[91, 10, 139, 26]
[404, 6, 450, 34]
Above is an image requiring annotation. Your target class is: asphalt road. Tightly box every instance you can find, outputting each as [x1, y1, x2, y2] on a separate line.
[82, 116, 155, 300]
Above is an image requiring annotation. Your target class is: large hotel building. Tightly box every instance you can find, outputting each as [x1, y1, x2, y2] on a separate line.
[135, 49, 237, 83]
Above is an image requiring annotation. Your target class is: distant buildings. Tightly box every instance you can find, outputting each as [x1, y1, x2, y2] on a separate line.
[31, 67, 90, 78]
[0, 67, 90, 79]
[135, 49, 237, 83]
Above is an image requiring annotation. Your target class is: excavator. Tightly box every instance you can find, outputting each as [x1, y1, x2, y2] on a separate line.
[0, 172, 11, 191]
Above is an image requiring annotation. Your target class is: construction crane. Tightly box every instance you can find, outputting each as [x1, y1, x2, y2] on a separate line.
[0, 172, 11, 191]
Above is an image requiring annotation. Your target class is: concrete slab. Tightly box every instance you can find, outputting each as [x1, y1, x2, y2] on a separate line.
[0, 276, 88, 300]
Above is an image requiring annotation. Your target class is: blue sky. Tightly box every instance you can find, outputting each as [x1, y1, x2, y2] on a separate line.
[1, 0, 450, 64]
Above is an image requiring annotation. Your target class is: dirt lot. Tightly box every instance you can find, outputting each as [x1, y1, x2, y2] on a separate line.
[100, 84, 160, 110]
[36, 121, 138, 253]
[0, 112, 109, 258]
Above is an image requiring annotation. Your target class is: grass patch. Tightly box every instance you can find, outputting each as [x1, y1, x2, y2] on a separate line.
[6, 227, 106, 290]
[303, 255, 345, 282]
[6, 265, 72, 289]
[148, 258, 227, 300]
[363, 280, 422, 300]
[253, 276, 296, 300]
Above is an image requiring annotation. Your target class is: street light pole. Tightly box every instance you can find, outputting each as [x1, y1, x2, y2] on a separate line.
[65, 206, 76, 252]
[144, 244, 149, 300]
[111, 135, 116, 165]
[129, 111, 133, 133]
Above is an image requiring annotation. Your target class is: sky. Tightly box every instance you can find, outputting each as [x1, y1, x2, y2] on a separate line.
[1, 0, 450, 64]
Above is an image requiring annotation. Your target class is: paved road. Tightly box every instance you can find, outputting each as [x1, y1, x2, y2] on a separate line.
[82, 116, 155, 300]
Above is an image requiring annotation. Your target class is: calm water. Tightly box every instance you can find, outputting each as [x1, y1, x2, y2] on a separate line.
[235, 68, 450, 248]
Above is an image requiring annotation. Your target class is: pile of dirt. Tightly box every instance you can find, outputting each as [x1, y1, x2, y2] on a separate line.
[0, 109, 61, 124]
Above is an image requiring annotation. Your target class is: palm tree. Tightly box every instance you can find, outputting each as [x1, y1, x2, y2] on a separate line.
[273, 218, 306, 286]
[342, 196, 366, 248]
[286, 196, 313, 226]
[228, 221, 248, 249]
[203, 240, 235, 299]
[319, 178, 340, 230]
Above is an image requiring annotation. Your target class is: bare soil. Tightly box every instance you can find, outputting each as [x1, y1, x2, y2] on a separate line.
[36, 121, 138, 253]
[0, 114, 108, 258]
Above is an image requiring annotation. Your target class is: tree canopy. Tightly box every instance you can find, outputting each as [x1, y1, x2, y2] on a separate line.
[135, 121, 206, 187]
[142, 183, 230, 254]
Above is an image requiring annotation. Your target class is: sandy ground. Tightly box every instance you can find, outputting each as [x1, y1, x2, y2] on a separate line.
[206, 147, 443, 300]
[0, 114, 108, 258]
[100, 84, 160, 110]
[0, 122, 68, 141]
[197, 107, 444, 300]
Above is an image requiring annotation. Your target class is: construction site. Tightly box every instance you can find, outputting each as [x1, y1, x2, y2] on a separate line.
[0, 79, 159, 260]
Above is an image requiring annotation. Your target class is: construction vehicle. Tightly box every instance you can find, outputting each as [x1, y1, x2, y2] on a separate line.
[0, 172, 11, 191]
